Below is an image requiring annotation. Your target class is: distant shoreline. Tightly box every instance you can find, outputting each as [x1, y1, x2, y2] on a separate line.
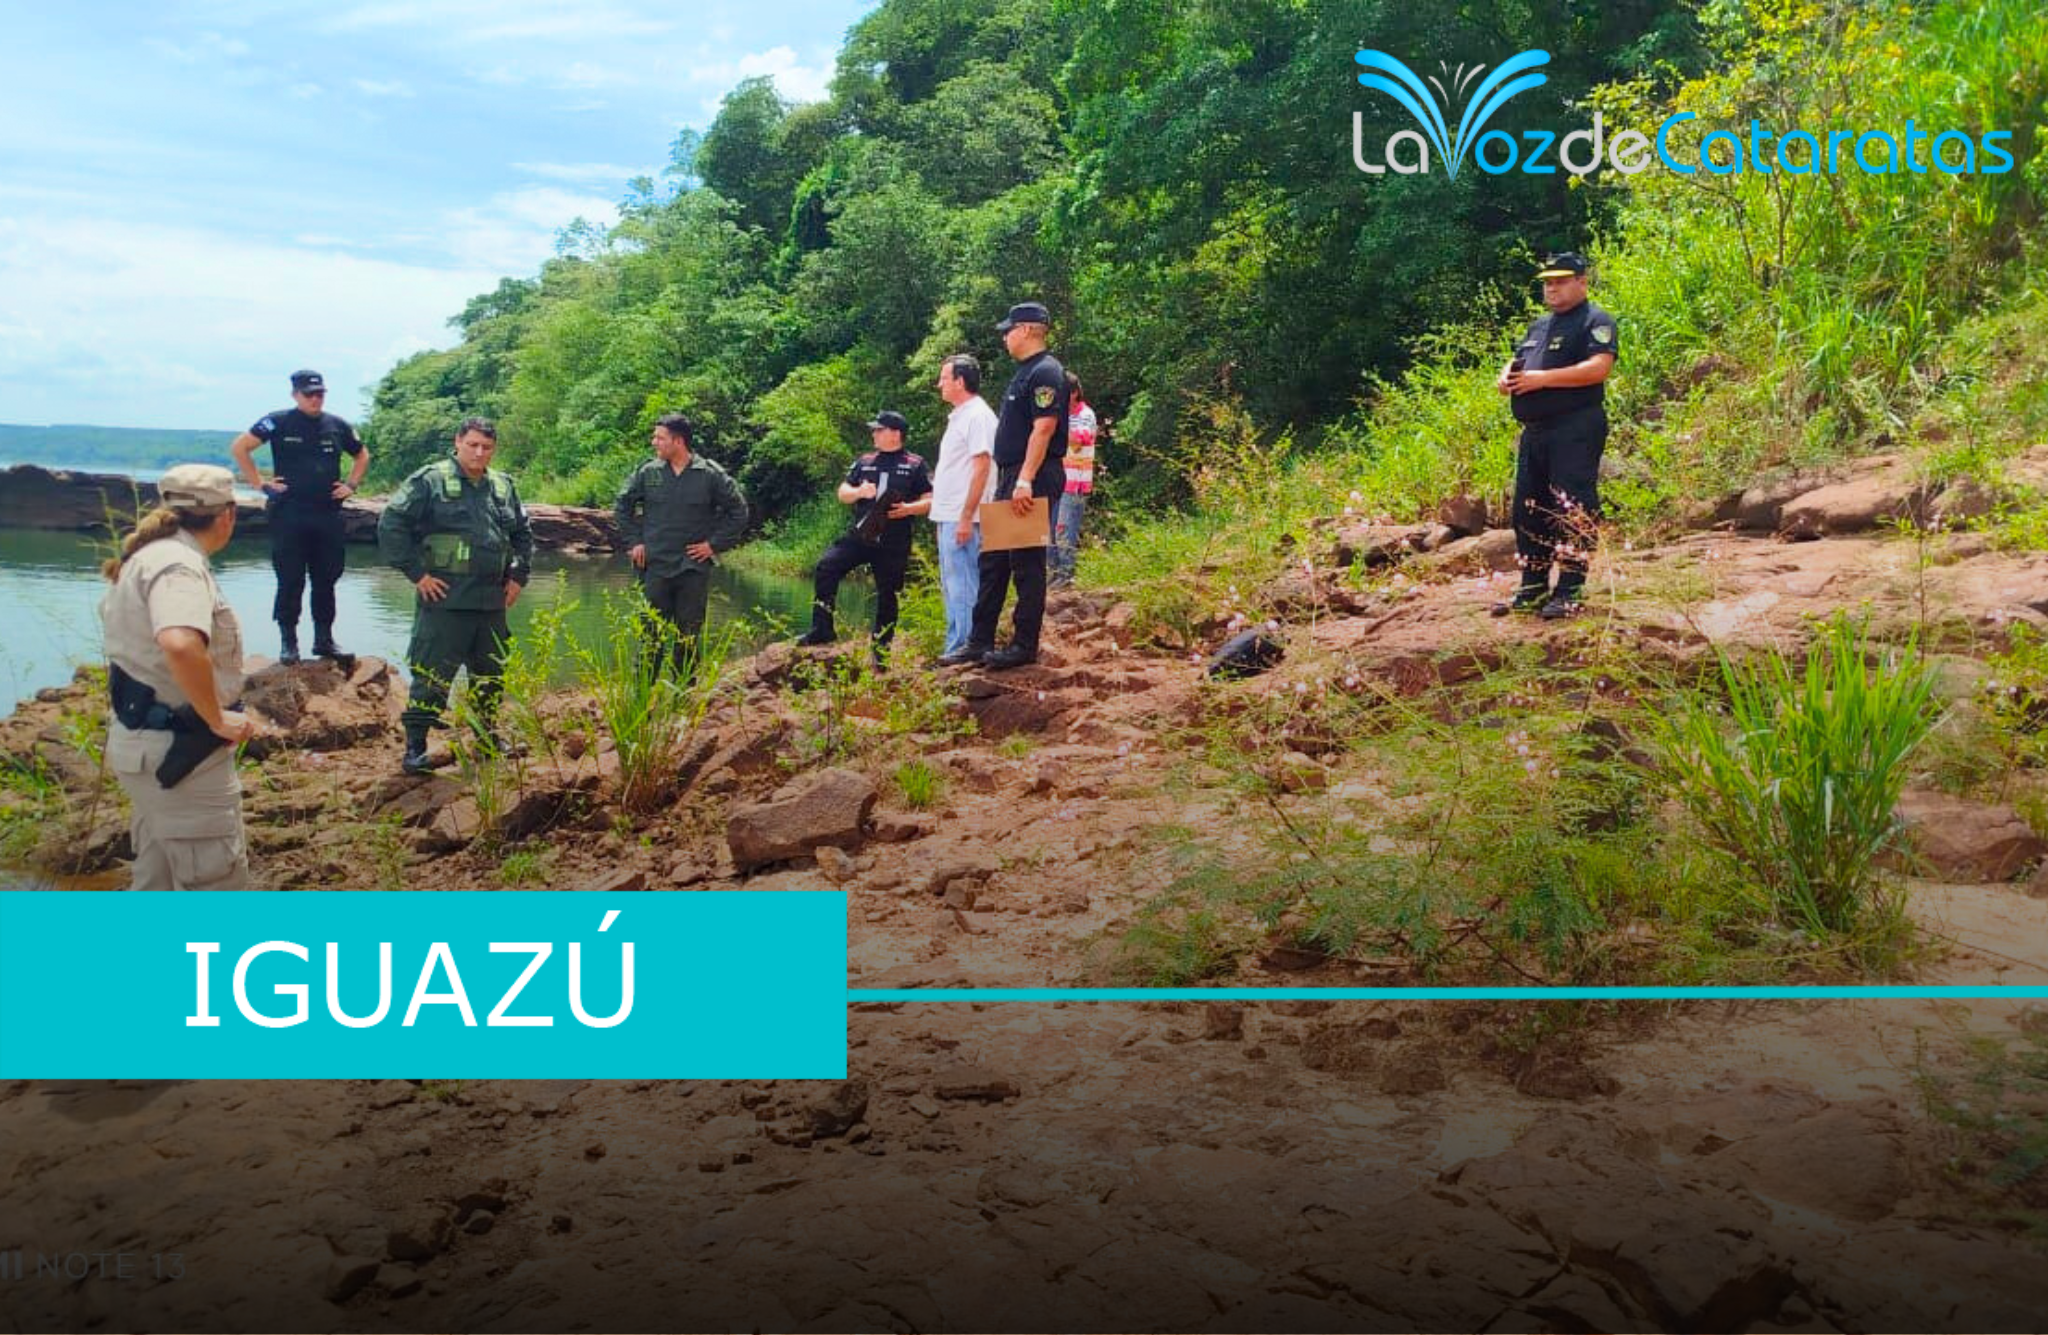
[0, 461, 622, 553]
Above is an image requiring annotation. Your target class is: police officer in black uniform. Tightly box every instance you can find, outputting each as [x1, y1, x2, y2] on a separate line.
[230, 369, 370, 661]
[797, 410, 934, 659]
[1493, 253, 1617, 620]
[943, 300, 1067, 669]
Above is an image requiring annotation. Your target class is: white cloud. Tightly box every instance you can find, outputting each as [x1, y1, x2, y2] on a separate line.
[513, 161, 644, 185]
[696, 45, 835, 105]
[0, 214, 505, 430]
[434, 184, 618, 275]
[556, 61, 635, 90]
[146, 32, 250, 64]
[287, 82, 322, 98]
[322, 0, 671, 41]
[293, 233, 380, 248]
[353, 78, 415, 98]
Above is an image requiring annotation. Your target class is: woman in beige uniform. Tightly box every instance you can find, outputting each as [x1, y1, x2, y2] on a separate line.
[100, 464, 261, 889]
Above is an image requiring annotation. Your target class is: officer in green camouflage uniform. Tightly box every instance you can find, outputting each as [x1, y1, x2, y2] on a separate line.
[377, 417, 534, 774]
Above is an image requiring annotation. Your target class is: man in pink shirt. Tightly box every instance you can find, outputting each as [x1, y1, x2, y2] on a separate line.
[1051, 372, 1097, 588]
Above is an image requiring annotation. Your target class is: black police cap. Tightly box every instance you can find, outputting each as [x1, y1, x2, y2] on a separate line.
[290, 369, 327, 393]
[1535, 252, 1589, 279]
[866, 410, 909, 433]
[995, 301, 1051, 333]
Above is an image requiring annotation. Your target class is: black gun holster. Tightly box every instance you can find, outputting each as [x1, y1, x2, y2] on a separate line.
[108, 663, 235, 789]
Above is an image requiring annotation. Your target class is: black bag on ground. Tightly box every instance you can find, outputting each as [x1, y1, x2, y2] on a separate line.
[1206, 630, 1284, 680]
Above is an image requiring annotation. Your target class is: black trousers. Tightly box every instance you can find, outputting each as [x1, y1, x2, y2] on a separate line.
[810, 536, 911, 645]
[269, 504, 347, 630]
[642, 568, 712, 675]
[1511, 407, 1606, 597]
[968, 466, 1059, 653]
[962, 470, 1056, 655]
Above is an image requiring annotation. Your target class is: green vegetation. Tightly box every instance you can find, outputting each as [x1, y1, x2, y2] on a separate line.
[361, 0, 1705, 513]
[498, 848, 555, 886]
[1914, 1018, 2048, 1234]
[575, 593, 734, 811]
[891, 758, 945, 810]
[1087, 0, 2048, 628]
[1655, 617, 1938, 947]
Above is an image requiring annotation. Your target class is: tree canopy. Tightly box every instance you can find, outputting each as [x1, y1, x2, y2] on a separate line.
[364, 0, 1707, 513]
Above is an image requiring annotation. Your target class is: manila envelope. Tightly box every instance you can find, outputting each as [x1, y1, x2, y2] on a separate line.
[978, 497, 1051, 551]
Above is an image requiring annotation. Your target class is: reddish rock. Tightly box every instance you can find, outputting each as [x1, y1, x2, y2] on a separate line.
[578, 868, 649, 893]
[1436, 495, 1490, 536]
[1417, 528, 1521, 576]
[726, 767, 877, 871]
[1892, 789, 2048, 882]
[1328, 522, 1428, 569]
[1778, 459, 1927, 538]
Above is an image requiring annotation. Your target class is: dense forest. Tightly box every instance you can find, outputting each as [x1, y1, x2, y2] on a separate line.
[363, 0, 2046, 575]
[361, 0, 1707, 516]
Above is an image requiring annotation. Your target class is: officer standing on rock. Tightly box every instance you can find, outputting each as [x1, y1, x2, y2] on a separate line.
[377, 417, 533, 775]
[1493, 252, 1617, 620]
[947, 300, 1068, 669]
[796, 410, 933, 664]
[100, 464, 262, 890]
[614, 412, 751, 678]
[230, 369, 370, 663]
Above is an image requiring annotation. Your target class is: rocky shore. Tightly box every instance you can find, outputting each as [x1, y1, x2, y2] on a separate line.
[0, 462, 620, 554]
[5, 448, 2048, 1330]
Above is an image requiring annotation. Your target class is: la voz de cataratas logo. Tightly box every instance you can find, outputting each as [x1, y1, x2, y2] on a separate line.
[1352, 49, 2015, 178]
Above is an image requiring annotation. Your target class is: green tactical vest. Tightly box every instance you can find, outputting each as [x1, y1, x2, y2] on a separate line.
[421, 459, 515, 575]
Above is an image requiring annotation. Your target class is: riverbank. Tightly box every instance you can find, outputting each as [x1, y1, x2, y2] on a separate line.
[0, 463, 620, 552]
[6, 447, 2048, 1327]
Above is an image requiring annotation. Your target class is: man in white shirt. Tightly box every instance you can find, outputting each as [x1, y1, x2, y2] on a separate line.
[920, 354, 997, 658]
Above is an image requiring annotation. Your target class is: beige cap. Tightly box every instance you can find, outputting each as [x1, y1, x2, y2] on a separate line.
[157, 463, 238, 509]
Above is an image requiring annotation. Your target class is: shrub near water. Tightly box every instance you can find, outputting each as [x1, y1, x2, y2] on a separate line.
[1655, 617, 1940, 943]
[576, 591, 732, 811]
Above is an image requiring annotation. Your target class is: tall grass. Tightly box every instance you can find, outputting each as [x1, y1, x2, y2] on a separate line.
[576, 591, 733, 811]
[1655, 617, 1940, 939]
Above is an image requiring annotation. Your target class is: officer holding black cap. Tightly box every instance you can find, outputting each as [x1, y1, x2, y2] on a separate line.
[797, 410, 934, 661]
[1493, 252, 1617, 620]
[230, 368, 370, 662]
[945, 300, 1067, 669]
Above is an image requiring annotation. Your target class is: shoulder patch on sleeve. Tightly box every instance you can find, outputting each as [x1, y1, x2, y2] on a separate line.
[1592, 323, 1614, 345]
[1033, 386, 1056, 409]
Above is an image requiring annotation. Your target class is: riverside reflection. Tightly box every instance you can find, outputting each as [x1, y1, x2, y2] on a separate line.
[0, 527, 865, 710]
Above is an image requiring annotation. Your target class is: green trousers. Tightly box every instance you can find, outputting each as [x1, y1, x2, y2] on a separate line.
[642, 567, 711, 676]
[402, 606, 511, 731]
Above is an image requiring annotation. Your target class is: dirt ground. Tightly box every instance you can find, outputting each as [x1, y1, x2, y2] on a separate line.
[6, 505, 2048, 1332]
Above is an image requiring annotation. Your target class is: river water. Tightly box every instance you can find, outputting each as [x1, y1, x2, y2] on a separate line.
[0, 527, 863, 710]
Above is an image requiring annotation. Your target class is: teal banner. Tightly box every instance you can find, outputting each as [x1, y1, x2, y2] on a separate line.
[0, 891, 846, 1079]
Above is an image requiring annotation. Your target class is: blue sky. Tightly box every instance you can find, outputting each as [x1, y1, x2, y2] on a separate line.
[0, 0, 874, 432]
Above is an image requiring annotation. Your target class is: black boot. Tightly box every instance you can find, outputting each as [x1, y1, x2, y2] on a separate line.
[278, 624, 301, 666]
[311, 624, 346, 659]
[401, 724, 434, 776]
